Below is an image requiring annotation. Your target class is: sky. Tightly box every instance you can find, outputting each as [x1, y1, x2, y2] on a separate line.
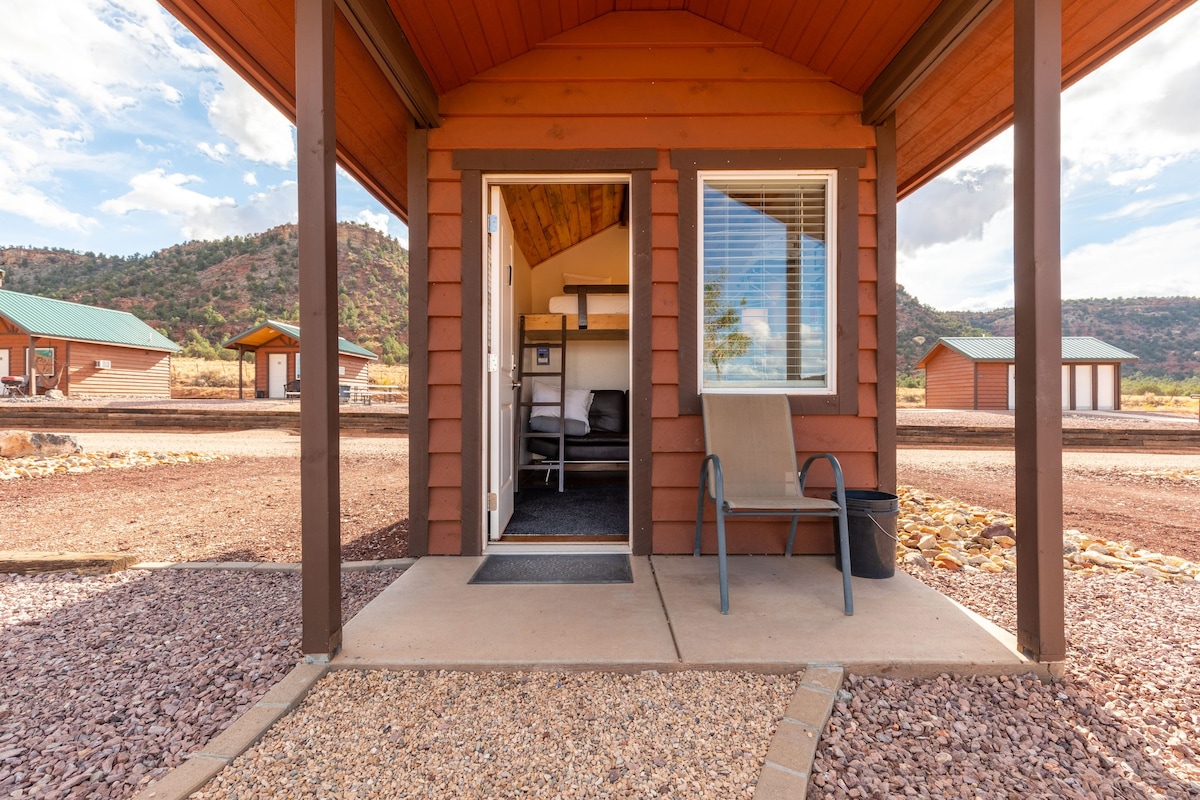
[0, 2, 1197, 311]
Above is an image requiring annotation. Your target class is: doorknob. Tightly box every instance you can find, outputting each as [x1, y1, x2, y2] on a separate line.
[511, 381, 522, 390]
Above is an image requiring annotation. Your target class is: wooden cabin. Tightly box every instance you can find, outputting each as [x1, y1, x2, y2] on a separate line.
[222, 320, 377, 399]
[0, 289, 180, 398]
[917, 336, 1139, 411]
[157, 0, 1194, 661]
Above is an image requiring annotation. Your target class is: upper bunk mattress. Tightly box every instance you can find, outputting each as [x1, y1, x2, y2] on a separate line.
[547, 294, 630, 315]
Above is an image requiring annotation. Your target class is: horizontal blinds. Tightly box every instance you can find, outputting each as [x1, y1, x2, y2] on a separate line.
[701, 178, 829, 388]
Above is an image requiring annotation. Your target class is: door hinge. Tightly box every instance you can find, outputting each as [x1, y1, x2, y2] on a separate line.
[488, 492, 498, 511]
[487, 353, 498, 372]
[487, 214, 499, 234]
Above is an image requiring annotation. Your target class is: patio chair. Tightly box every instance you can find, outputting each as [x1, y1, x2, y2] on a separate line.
[694, 393, 854, 615]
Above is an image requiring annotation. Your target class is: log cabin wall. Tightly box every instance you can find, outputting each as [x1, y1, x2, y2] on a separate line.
[924, 349, 977, 410]
[418, 11, 880, 556]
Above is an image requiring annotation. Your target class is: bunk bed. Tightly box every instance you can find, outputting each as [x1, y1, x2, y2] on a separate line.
[516, 284, 630, 491]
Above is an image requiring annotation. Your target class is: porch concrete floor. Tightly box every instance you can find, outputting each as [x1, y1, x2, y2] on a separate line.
[335, 556, 1040, 677]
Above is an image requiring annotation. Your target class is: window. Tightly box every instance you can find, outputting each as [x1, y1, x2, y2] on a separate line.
[698, 171, 836, 393]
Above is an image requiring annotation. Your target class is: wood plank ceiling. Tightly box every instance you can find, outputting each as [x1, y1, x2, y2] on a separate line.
[162, 0, 1197, 218]
[500, 184, 626, 267]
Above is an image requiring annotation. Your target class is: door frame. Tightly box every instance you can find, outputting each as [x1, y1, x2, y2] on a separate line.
[455, 149, 656, 558]
[481, 172, 634, 553]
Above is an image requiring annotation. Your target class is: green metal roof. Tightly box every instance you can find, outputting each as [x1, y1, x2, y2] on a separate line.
[0, 289, 181, 352]
[222, 319, 378, 359]
[920, 336, 1138, 365]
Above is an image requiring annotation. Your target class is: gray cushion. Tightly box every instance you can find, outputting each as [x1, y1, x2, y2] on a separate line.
[588, 390, 627, 433]
[528, 415, 589, 436]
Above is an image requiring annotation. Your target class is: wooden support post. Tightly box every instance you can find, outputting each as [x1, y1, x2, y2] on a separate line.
[238, 345, 244, 399]
[27, 336, 35, 397]
[875, 115, 898, 494]
[297, 0, 341, 660]
[1013, 0, 1066, 664]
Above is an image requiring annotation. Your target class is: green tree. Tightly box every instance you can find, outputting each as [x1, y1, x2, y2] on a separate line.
[703, 280, 751, 381]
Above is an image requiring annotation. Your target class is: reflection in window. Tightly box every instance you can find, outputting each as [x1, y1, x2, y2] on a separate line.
[699, 173, 835, 392]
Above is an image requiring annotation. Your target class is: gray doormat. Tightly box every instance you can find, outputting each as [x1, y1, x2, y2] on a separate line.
[468, 554, 633, 584]
[505, 484, 628, 536]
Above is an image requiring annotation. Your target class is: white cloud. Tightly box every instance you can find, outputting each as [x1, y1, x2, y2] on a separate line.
[898, 165, 1011, 254]
[353, 209, 390, 235]
[1063, 218, 1200, 299]
[197, 142, 230, 162]
[242, 171, 258, 186]
[100, 169, 297, 241]
[203, 63, 294, 167]
[1099, 193, 1198, 221]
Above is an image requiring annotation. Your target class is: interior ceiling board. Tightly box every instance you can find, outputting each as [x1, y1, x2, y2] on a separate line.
[894, 0, 1195, 197]
[394, 1, 939, 95]
[501, 184, 625, 267]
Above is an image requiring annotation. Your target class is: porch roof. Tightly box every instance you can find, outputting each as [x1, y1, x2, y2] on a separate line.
[915, 335, 1140, 367]
[0, 289, 182, 353]
[159, 0, 1194, 216]
[221, 319, 378, 359]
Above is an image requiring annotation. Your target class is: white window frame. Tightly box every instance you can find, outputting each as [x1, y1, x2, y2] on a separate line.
[695, 169, 837, 395]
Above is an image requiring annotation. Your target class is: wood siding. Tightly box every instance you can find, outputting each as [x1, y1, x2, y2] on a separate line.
[420, 12, 879, 556]
[924, 349, 977, 409]
[0, 326, 172, 398]
[250, 335, 371, 397]
[975, 362, 1009, 410]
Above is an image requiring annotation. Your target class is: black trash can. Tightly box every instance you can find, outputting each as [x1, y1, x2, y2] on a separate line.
[831, 489, 900, 579]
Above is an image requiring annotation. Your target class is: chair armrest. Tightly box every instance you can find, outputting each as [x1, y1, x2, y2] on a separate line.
[799, 453, 847, 505]
[699, 453, 725, 504]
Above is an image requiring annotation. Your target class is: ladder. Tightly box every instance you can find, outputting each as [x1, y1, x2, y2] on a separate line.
[515, 315, 568, 492]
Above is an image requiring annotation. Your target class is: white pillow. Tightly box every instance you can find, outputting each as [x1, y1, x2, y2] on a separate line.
[530, 380, 593, 432]
[562, 272, 612, 288]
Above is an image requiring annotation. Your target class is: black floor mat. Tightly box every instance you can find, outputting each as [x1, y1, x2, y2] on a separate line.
[504, 483, 628, 536]
[468, 554, 633, 584]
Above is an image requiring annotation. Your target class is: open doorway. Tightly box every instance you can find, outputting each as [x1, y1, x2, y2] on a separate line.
[485, 177, 632, 548]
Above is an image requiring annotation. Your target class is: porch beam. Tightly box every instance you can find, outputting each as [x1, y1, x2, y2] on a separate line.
[1013, 0, 1066, 664]
[863, 0, 1003, 126]
[297, 0, 342, 660]
[334, 0, 440, 128]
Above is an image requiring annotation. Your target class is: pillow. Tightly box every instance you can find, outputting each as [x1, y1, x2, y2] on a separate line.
[530, 380, 593, 433]
[588, 390, 627, 433]
[528, 415, 590, 436]
[562, 272, 612, 288]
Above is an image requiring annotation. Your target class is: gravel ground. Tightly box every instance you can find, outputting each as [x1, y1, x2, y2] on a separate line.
[191, 670, 798, 799]
[0, 569, 400, 798]
[897, 407, 1198, 429]
[2, 432, 409, 563]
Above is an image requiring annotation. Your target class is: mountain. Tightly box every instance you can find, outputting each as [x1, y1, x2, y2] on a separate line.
[956, 297, 1200, 379]
[901, 290, 1200, 381]
[0, 223, 409, 364]
[896, 285, 988, 378]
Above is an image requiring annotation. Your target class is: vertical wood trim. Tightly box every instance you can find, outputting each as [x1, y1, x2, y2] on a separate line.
[461, 170, 484, 557]
[296, 0, 342, 659]
[1013, 0, 1066, 664]
[875, 117, 898, 493]
[1115, 363, 1122, 411]
[631, 169, 653, 556]
[407, 121, 431, 556]
[1092, 364, 1099, 410]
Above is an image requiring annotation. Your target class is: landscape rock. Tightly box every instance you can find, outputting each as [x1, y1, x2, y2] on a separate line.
[0, 430, 81, 459]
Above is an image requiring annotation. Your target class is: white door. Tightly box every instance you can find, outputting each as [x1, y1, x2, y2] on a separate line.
[0, 349, 8, 379]
[487, 186, 517, 541]
[1097, 364, 1117, 410]
[268, 353, 287, 398]
[1061, 364, 1071, 410]
[1074, 365, 1093, 410]
[1007, 364, 1016, 410]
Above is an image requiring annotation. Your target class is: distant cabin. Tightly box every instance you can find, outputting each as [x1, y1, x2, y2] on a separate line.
[222, 320, 378, 399]
[916, 336, 1139, 411]
[0, 289, 181, 398]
